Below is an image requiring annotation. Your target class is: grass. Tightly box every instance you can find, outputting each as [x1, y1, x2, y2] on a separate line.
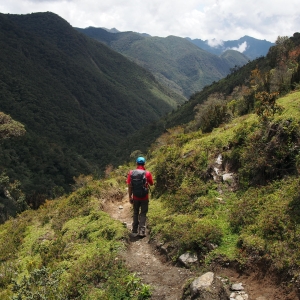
[276, 90, 300, 119]
[0, 176, 151, 299]
[146, 89, 300, 279]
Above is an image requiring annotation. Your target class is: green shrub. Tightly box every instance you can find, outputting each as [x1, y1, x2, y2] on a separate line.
[149, 211, 223, 255]
[12, 266, 66, 300]
[153, 146, 183, 196]
[51, 188, 93, 232]
[63, 252, 151, 300]
[0, 212, 32, 261]
[234, 178, 300, 270]
[229, 187, 265, 232]
[0, 262, 16, 288]
[39, 236, 66, 266]
[231, 118, 300, 187]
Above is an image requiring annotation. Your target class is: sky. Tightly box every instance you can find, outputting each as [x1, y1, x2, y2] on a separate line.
[1, 0, 300, 43]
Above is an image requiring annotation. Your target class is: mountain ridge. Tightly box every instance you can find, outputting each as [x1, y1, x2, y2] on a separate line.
[76, 27, 250, 97]
[98, 27, 274, 60]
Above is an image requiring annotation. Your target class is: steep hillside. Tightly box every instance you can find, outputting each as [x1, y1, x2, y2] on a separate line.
[145, 90, 300, 298]
[120, 32, 300, 169]
[118, 56, 267, 159]
[220, 49, 250, 68]
[76, 27, 249, 98]
[0, 12, 185, 208]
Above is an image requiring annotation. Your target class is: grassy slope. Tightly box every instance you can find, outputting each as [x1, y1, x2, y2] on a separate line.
[0, 171, 152, 299]
[146, 90, 300, 279]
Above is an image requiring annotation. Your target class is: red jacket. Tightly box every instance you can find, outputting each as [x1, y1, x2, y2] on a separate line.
[127, 165, 154, 200]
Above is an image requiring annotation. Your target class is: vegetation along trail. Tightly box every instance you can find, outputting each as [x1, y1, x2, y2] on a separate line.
[104, 195, 297, 300]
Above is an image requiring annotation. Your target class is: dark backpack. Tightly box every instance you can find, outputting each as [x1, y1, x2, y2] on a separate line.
[130, 169, 148, 198]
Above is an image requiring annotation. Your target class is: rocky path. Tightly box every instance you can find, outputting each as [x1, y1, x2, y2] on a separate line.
[104, 196, 298, 300]
[104, 197, 195, 299]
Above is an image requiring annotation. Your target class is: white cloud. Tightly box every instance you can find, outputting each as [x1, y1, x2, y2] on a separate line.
[229, 41, 248, 53]
[0, 0, 300, 42]
[207, 39, 224, 48]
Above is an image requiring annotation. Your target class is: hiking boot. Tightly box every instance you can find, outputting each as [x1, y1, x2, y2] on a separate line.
[131, 228, 138, 237]
[138, 227, 146, 237]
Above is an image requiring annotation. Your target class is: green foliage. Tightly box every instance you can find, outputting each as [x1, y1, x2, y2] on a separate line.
[229, 186, 273, 232]
[0, 175, 151, 299]
[230, 117, 300, 186]
[192, 93, 230, 133]
[153, 145, 183, 196]
[0, 211, 32, 261]
[0, 262, 16, 289]
[255, 91, 282, 120]
[147, 85, 300, 278]
[0, 172, 29, 223]
[148, 207, 223, 255]
[0, 113, 27, 222]
[12, 266, 66, 300]
[0, 112, 25, 140]
[234, 178, 300, 270]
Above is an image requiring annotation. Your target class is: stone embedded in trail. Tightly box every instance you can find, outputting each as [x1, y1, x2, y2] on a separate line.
[189, 272, 228, 300]
[231, 283, 244, 291]
[179, 252, 198, 267]
[216, 154, 223, 165]
[222, 173, 234, 183]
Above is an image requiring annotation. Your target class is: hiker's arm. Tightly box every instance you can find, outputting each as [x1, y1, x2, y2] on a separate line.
[128, 185, 132, 200]
[126, 172, 133, 203]
[148, 172, 154, 186]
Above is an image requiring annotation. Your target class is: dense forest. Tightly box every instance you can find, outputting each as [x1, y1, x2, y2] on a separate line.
[0, 12, 185, 212]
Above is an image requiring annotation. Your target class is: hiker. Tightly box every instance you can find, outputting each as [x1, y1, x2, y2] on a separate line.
[127, 156, 154, 237]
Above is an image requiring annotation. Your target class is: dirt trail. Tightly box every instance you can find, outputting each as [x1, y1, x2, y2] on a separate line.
[104, 196, 298, 300]
[104, 196, 195, 299]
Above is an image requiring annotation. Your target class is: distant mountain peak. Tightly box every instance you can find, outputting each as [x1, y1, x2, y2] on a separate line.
[187, 36, 274, 60]
[100, 27, 120, 33]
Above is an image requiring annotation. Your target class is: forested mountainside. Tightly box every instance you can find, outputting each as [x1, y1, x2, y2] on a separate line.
[188, 35, 274, 60]
[1, 32, 300, 299]
[76, 27, 249, 98]
[119, 32, 300, 163]
[0, 12, 185, 212]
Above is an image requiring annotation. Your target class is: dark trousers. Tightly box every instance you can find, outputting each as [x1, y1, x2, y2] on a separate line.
[132, 200, 149, 232]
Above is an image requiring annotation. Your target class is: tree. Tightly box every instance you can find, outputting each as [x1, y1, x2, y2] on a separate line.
[0, 112, 27, 222]
[255, 91, 281, 121]
[0, 112, 26, 140]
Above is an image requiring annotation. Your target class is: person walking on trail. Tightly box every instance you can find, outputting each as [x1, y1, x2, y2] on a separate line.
[127, 156, 154, 237]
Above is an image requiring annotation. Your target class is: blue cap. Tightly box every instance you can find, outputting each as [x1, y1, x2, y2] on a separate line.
[136, 156, 146, 164]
